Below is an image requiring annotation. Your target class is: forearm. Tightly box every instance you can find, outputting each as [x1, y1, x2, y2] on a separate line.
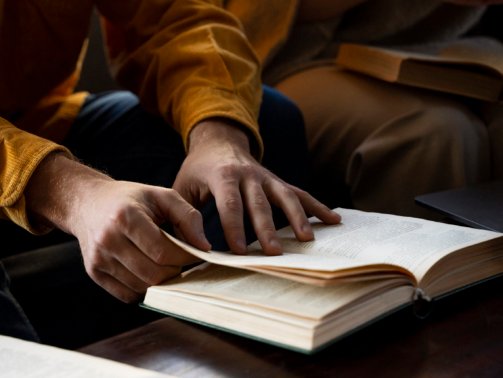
[25, 152, 112, 235]
[25, 152, 209, 303]
[0, 119, 78, 232]
[99, 0, 263, 156]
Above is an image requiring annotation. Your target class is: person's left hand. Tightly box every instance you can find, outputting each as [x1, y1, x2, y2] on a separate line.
[173, 119, 341, 255]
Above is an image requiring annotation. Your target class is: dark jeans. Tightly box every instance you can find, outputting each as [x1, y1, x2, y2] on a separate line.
[0, 86, 308, 343]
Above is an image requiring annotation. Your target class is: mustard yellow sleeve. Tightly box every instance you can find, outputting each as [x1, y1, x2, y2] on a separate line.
[0, 118, 73, 234]
[98, 0, 264, 157]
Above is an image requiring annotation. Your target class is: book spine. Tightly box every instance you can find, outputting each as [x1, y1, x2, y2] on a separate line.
[413, 288, 432, 319]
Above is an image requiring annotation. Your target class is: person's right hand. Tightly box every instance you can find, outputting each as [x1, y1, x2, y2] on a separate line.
[25, 153, 210, 303]
[173, 119, 341, 255]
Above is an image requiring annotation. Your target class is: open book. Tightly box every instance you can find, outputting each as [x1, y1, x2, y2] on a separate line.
[143, 208, 503, 353]
[334, 37, 503, 102]
[0, 335, 170, 378]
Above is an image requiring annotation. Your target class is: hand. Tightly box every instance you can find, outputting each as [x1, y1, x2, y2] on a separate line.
[173, 119, 341, 255]
[26, 153, 210, 303]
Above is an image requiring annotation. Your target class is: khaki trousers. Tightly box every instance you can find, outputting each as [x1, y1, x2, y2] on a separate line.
[275, 65, 502, 218]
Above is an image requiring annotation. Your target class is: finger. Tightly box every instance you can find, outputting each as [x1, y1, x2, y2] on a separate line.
[212, 180, 247, 254]
[99, 256, 150, 294]
[93, 270, 145, 303]
[263, 178, 315, 242]
[82, 222, 188, 292]
[291, 187, 342, 224]
[81, 242, 149, 295]
[150, 188, 211, 251]
[83, 250, 146, 302]
[120, 206, 202, 267]
[241, 179, 282, 255]
[82, 236, 151, 294]
[103, 232, 186, 286]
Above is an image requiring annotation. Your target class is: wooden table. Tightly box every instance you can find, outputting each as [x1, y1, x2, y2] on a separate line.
[80, 276, 503, 377]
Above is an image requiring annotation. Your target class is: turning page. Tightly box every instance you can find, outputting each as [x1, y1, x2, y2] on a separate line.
[164, 208, 501, 282]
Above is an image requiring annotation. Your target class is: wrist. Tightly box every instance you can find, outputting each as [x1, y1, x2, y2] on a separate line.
[25, 152, 112, 233]
[188, 118, 251, 154]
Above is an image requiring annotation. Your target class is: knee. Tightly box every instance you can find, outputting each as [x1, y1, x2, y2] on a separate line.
[410, 104, 487, 158]
[367, 102, 491, 186]
[348, 102, 489, 187]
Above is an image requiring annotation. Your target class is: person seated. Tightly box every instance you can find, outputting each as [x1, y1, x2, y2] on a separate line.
[225, 0, 503, 218]
[0, 0, 340, 342]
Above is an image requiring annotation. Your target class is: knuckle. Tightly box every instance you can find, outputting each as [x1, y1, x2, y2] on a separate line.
[219, 164, 240, 179]
[250, 194, 269, 210]
[276, 186, 302, 207]
[290, 185, 308, 198]
[151, 248, 169, 265]
[260, 225, 277, 235]
[85, 247, 107, 271]
[223, 195, 243, 212]
[91, 229, 114, 251]
[279, 184, 297, 199]
[165, 187, 181, 200]
[185, 207, 203, 222]
[109, 206, 135, 233]
[241, 165, 257, 177]
[219, 163, 258, 182]
[173, 207, 202, 231]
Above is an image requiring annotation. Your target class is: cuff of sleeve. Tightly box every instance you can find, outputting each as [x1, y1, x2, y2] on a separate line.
[176, 88, 264, 161]
[0, 126, 74, 234]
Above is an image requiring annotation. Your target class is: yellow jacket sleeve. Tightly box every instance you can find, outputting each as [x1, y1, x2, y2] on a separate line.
[0, 117, 73, 233]
[97, 0, 264, 156]
[224, 0, 299, 66]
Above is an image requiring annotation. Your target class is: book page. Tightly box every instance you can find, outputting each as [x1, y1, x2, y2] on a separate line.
[365, 37, 503, 73]
[165, 208, 501, 280]
[149, 264, 407, 321]
[145, 264, 414, 352]
[0, 335, 170, 378]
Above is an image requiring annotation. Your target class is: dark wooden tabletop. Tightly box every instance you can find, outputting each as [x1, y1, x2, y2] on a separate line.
[80, 276, 503, 378]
